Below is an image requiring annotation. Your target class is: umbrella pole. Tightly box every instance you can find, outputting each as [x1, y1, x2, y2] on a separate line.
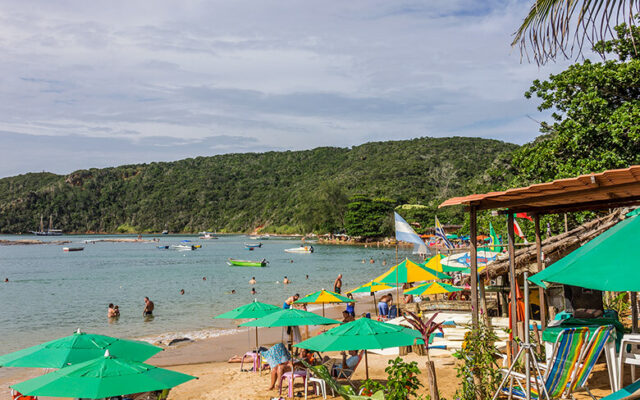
[373, 293, 377, 316]
[255, 327, 259, 350]
[323, 304, 325, 317]
[365, 350, 369, 380]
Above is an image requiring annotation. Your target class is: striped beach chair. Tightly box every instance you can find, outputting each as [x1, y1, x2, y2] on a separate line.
[567, 325, 615, 399]
[500, 327, 588, 399]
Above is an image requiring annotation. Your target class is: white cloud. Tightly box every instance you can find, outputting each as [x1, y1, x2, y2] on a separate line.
[0, 0, 582, 177]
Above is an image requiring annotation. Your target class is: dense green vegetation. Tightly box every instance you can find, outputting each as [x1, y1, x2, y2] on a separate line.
[0, 137, 517, 234]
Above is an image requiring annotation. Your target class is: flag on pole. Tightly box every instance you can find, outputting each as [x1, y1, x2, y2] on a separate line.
[516, 212, 533, 222]
[435, 216, 454, 249]
[513, 218, 529, 244]
[394, 212, 428, 255]
[489, 222, 503, 252]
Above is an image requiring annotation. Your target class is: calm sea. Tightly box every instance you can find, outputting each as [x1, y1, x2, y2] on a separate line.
[0, 234, 415, 355]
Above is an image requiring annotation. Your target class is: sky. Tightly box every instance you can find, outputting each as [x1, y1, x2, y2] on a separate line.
[0, 0, 579, 178]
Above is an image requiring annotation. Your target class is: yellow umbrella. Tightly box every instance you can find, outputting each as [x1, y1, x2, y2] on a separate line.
[295, 289, 354, 316]
[373, 258, 449, 284]
[347, 281, 393, 316]
[404, 281, 464, 296]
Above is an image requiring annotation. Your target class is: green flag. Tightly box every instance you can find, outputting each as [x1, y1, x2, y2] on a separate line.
[489, 222, 502, 252]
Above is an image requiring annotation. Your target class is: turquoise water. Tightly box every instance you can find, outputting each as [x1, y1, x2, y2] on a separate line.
[0, 234, 414, 354]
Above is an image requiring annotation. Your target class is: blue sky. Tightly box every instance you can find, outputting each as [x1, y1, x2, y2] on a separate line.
[0, 0, 578, 177]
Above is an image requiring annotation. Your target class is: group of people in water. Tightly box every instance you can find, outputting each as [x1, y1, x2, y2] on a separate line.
[107, 297, 154, 320]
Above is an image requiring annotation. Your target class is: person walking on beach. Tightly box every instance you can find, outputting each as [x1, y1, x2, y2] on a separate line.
[249, 277, 256, 285]
[333, 274, 343, 294]
[143, 297, 154, 316]
[283, 294, 299, 309]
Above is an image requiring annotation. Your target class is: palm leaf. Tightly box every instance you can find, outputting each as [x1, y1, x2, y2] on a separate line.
[513, 0, 640, 64]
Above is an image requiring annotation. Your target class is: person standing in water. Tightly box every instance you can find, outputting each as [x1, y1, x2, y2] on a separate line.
[249, 277, 256, 285]
[283, 276, 291, 284]
[333, 274, 343, 294]
[108, 303, 117, 318]
[143, 297, 154, 316]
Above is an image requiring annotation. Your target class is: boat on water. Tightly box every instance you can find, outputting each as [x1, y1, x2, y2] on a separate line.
[227, 258, 268, 267]
[199, 232, 218, 239]
[32, 215, 63, 236]
[63, 247, 84, 252]
[162, 230, 169, 235]
[171, 244, 198, 251]
[284, 245, 314, 254]
[244, 242, 262, 250]
[249, 234, 270, 240]
[156, 245, 170, 249]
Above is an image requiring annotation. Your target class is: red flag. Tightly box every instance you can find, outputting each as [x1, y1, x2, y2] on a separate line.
[514, 219, 529, 244]
[516, 212, 533, 221]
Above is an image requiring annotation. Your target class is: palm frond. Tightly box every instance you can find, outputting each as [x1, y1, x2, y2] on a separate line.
[513, 0, 640, 64]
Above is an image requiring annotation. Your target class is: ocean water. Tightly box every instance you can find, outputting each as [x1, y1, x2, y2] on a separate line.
[0, 234, 414, 355]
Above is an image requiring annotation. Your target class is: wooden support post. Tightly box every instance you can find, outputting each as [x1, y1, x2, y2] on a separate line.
[507, 212, 518, 359]
[632, 292, 638, 334]
[534, 214, 546, 329]
[470, 205, 479, 327]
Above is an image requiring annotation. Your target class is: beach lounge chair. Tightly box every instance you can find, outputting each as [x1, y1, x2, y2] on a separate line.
[566, 325, 615, 399]
[499, 327, 588, 399]
[600, 379, 640, 400]
[333, 351, 365, 389]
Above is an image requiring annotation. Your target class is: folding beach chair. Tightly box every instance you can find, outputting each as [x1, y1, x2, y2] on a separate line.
[566, 325, 615, 399]
[499, 327, 588, 399]
[600, 379, 640, 400]
[334, 350, 365, 389]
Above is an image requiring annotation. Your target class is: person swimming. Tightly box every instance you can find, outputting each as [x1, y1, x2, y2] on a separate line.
[251, 287, 257, 295]
[249, 277, 256, 285]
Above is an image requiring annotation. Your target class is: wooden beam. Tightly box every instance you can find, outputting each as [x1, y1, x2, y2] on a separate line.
[476, 181, 640, 211]
[470, 205, 479, 327]
[496, 195, 640, 215]
[507, 213, 518, 360]
[534, 214, 546, 329]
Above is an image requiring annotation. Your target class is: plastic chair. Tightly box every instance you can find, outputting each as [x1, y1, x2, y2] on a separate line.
[240, 351, 260, 372]
[305, 374, 334, 399]
[499, 327, 588, 399]
[279, 370, 307, 398]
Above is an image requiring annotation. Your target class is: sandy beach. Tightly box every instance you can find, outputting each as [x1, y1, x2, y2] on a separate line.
[0, 296, 623, 400]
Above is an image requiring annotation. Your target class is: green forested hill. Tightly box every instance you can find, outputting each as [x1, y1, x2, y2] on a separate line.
[0, 137, 517, 234]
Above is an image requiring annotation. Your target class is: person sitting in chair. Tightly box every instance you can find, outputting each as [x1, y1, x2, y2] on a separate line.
[263, 343, 294, 391]
[332, 350, 360, 377]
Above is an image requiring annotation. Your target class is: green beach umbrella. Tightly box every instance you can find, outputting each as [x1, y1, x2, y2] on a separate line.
[295, 289, 355, 316]
[294, 318, 423, 379]
[214, 300, 280, 319]
[347, 281, 393, 316]
[11, 351, 196, 399]
[529, 213, 640, 291]
[0, 330, 162, 369]
[239, 308, 339, 328]
[404, 281, 463, 296]
[213, 300, 280, 350]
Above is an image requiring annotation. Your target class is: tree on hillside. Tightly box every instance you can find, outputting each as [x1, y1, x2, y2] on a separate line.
[514, 0, 640, 64]
[344, 196, 395, 238]
[512, 20, 640, 184]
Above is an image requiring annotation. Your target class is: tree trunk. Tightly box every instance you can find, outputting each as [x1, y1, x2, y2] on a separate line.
[426, 360, 440, 400]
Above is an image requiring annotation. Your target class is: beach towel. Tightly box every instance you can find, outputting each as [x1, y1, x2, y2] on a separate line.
[261, 343, 291, 368]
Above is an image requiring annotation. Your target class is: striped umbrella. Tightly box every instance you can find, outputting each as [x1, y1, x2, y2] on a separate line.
[347, 281, 393, 316]
[373, 258, 449, 284]
[419, 254, 446, 272]
[404, 281, 464, 296]
[295, 289, 355, 316]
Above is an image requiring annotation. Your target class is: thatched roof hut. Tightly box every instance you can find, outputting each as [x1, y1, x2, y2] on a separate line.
[483, 208, 630, 279]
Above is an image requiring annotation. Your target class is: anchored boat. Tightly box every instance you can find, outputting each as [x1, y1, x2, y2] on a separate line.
[244, 242, 262, 250]
[63, 247, 84, 252]
[284, 246, 314, 254]
[227, 258, 268, 267]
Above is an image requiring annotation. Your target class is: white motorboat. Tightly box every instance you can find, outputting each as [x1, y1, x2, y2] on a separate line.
[284, 245, 314, 254]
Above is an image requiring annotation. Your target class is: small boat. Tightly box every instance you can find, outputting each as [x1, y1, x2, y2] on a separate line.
[199, 233, 218, 239]
[284, 246, 314, 254]
[171, 244, 197, 251]
[156, 245, 170, 249]
[227, 258, 268, 267]
[63, 247, 84, 252]
[162, 230, 169, 235]
[244, 242, 262, 250]
[249, 235, 270, 240]
[32, 215, 63, 236]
